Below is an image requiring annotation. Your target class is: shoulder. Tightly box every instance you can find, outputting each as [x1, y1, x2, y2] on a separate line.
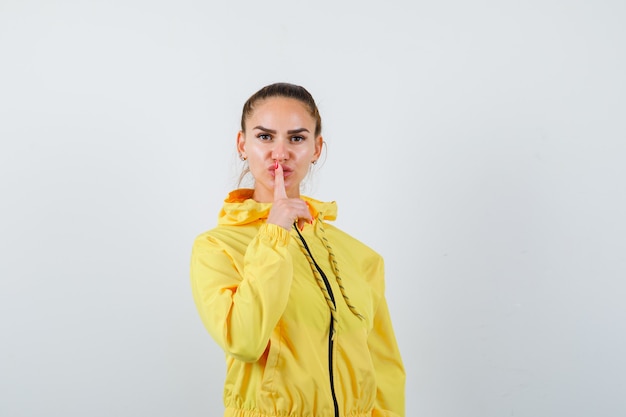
[192, 224, 256, 253]
[322, 223, 385, 279]
[323, 223, 382, 259]
[322, 223, 388, 301]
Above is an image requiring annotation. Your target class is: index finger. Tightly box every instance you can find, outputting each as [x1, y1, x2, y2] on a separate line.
[273, 162, 287, 201]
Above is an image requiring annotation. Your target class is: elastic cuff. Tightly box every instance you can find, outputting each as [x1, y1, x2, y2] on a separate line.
[258, 222, 291, 246]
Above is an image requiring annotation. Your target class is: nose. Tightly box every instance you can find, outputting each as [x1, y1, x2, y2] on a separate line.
[272, 141, 288, 161]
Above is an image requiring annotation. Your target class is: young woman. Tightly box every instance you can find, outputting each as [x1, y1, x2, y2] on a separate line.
[190, 82, 405, 417]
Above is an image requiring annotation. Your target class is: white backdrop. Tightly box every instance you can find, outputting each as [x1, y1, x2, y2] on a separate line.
[1, 1, 625, 416]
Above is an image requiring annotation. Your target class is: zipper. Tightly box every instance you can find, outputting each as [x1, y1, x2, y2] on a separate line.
[294, 227, 340, 417]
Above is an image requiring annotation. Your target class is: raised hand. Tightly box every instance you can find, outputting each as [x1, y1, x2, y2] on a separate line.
[267, 162, 312, 231]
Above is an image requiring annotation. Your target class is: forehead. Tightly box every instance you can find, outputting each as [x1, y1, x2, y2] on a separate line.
[248, 97, 315, 126]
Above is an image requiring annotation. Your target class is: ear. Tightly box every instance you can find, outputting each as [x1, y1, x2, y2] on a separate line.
[236, 131, 246, 157]
[313, 135, 323, 160]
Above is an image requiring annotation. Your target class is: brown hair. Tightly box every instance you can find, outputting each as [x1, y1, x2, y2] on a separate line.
[240, 82, 322, 136]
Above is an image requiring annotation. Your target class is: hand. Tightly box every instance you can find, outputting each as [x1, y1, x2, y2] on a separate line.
[267, 163, 312, 231]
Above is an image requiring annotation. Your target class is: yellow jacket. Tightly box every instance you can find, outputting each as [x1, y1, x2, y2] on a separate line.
[190, 189, 405, 417]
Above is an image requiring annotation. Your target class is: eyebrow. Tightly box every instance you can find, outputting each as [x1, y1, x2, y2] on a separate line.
[253, 126, 310, 134]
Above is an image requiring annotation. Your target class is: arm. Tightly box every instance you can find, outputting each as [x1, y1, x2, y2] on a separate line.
[370, 295, 406, 417]
[190, 223, 292, 362]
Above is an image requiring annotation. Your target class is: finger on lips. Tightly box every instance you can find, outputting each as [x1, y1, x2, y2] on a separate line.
[273, 162, 288, 200]
[272, 161, 312, 231]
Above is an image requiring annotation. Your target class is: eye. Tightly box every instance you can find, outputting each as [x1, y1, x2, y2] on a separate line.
[291, 135, 305, 143]
[257, 133, 272, 141]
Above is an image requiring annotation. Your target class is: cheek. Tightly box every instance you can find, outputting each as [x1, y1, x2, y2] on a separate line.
[247, 158, 263, 174]
[247, 152, 270, 177]
[245, 147, 265, 165]
[297, 148, 315, 165]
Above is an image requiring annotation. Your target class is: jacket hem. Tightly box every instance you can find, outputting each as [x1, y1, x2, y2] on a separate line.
[224, 407, 373, 417]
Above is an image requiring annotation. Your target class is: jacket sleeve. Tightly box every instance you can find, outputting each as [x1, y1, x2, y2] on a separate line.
[368, 260, 406, 417]
[190, 223, 293, 362]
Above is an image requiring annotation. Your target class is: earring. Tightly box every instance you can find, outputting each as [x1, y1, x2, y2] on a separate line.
[311, 160, 317, 165]
[239, 154, 247, 161]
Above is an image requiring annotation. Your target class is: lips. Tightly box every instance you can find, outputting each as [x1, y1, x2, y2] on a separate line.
[270, 164, 293, 176]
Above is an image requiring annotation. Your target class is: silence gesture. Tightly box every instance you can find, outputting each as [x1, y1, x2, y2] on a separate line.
[267, 162, 312, 231]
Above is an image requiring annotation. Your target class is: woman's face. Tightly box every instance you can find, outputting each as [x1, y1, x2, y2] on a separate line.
[237, 97, 323, 202]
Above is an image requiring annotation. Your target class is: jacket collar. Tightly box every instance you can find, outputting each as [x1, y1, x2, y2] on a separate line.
[218, 188, 337, 226]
